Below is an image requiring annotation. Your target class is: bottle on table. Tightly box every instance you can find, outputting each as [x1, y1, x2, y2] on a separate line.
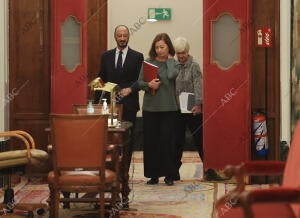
[87, 100, 95, 114]
[101, 98, 109, 114]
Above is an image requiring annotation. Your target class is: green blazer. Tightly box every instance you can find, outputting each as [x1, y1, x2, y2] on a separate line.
[137, 58, 179, 112]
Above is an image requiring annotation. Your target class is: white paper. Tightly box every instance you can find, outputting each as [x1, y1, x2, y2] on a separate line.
[108, 118, 118, 127]
[179, 92, 195, 113]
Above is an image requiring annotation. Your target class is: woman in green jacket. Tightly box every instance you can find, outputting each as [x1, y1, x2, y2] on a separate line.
[137, 33, 179, 186]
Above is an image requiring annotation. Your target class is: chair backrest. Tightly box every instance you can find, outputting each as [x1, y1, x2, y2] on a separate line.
[282, 121, 300, 216]
[72, 104, 123, 121]
[50, 114, 108, 171]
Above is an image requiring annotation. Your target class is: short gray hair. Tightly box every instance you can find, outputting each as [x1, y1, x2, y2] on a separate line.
[173, 37, 190, 53]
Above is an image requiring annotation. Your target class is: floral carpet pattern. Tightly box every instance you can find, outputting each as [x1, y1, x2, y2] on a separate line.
[0, 151, 231, 218]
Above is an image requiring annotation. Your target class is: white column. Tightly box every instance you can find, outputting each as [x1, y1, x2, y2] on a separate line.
[0, 0, 9, 134]
[280, 0, 291, 143]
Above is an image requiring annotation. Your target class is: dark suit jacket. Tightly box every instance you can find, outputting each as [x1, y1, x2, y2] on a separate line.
[95, 47, 144, 112]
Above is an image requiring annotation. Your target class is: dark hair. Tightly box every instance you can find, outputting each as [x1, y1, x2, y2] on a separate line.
[114, 25, 130, 37]
[148, 33, 175, 60]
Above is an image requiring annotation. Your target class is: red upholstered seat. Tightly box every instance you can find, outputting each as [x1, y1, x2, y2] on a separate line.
[48, 169, 117, 185]
[215, 121, 300, 218]
[217, 203, 295, 218]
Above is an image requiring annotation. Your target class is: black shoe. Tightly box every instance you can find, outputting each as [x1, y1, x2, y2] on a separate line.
[146, 178, 159, 185]
[204, 169, 228, 181]
[173, 172, 181, 181]
[164, 177, 174, 186]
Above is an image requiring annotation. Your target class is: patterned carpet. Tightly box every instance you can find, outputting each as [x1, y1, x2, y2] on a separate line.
[0, 151, 231, 218]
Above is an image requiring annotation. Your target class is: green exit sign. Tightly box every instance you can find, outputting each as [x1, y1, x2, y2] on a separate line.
[148, 8, 171, 21]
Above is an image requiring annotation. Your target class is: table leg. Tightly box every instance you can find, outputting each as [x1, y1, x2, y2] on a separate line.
[62, 192, 70, 209]
[121, 144, 130, 208]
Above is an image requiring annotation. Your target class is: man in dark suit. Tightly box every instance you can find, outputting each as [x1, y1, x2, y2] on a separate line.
[95, 25, 144, 164]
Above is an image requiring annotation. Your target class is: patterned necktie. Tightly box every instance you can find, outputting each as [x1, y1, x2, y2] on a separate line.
[117, 51, 123, 72]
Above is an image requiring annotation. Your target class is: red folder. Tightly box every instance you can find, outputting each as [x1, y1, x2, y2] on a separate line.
[143, 61, 158, 95]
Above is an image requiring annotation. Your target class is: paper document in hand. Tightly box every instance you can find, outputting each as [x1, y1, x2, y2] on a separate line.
[143, 61, 158, 95]
[179, 92, 195, 113]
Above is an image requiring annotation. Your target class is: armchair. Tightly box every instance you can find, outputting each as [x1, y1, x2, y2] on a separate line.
[215, 121, 300, 218]
[48, 114, 119, 218]
[0, 130, 49, 217]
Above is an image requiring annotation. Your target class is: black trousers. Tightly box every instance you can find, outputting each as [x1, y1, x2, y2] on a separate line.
[175, 112, 203, 171]
[122, 107, 138, 166]
[142, 111, 177, 178]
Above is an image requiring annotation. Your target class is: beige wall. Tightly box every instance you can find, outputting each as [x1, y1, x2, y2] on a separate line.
[108, 0, 203, 116]
[108, 0, 202, 66]
[108, 0, 203, 67]
[281, 0, 291, 142]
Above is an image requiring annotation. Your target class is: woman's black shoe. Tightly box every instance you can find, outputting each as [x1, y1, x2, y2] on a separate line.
[173, 172, 181, 181]
[204, 168, 228, 181]
[164, 177, 174, 186]
[146, 178, 159, 185]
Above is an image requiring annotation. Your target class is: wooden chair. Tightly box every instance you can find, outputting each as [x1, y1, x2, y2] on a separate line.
[215, 121, 300, 218]
[48, 114, 119, 218]
[72, 103, 123, 121]
[72, 103, 123, 171]
[0, 130, 49, 217]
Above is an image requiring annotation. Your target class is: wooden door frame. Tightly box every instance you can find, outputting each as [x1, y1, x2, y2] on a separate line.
[251, 0, 280, 162]
[87, 0, 108, 100]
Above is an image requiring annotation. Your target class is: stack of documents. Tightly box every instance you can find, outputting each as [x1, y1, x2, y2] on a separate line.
[179, 92, 195, 113]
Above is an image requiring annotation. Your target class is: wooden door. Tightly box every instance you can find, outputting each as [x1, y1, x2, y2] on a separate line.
[9, 0, 51, 150]
[9, 0, 108, 150]
[203, 0, 252, 170]
[51, 0, 88, 113]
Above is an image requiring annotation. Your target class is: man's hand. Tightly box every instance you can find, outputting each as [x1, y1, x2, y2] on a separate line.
[119, 88, 132, 98]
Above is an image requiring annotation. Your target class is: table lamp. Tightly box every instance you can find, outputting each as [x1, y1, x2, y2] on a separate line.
[88, 77, 120, 126]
